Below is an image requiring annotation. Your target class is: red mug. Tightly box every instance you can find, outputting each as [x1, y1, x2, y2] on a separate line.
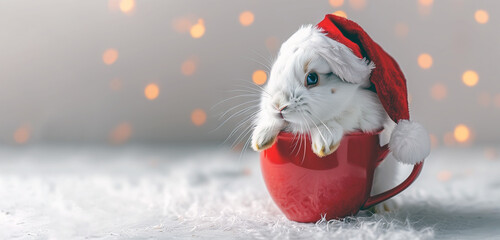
[260, 130, 423, 222]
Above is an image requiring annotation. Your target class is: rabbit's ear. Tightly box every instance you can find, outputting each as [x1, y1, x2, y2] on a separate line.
[318, 40, 374, 88]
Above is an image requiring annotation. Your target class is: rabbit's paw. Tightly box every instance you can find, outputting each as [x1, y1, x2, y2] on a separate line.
[310, 125, 342, 157]
[372, 199, 399, 213]
[251, 125, 278, 151]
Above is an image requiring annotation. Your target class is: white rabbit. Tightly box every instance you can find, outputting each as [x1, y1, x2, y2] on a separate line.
[251, 24, 398, 212]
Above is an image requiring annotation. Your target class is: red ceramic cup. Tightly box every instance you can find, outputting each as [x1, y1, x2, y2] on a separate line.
[260, 130, 423, 223]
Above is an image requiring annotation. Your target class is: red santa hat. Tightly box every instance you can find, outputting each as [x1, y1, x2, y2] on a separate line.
[317, 14, 430, 165]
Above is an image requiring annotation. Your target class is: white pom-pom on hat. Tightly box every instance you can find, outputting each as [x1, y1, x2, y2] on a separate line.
[389, 120, 430, 165]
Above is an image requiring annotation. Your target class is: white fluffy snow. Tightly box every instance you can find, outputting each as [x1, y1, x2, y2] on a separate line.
[1, 145, 499, 239]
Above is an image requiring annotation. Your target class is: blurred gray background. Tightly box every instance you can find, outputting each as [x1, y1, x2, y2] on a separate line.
[1, 0, 499, 146]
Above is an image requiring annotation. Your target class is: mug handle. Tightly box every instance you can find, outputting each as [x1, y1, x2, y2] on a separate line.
[360, 144, 424, 210]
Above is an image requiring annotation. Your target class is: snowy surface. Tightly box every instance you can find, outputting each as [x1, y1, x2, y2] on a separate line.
[1, 145, 500, 239]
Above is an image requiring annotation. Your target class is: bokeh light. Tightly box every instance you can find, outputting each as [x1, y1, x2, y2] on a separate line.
[190, 19, 206, 39]
[429, 134, 438, 149]
[191, 109, 207, 126]
[475, 10, 489, 24]
[418, 0, 432, 15]
[181, 59, 197, 76]
[477, 92, 490, 107]
[232, 142, 245, 152]
[109, 122, 132, 144]
[437, 170, 452, 181]
[13, 125, 30, 144]
[144, 83, 160, 100]
[239, 11, 255, 26]
[108, 0, 120, 11]
[454, 124, 470, 143]
[418, 53, 433, 69]
[484, 148, 498, 160]
[329, 0, 344, 7]
[333, 10, 347, 18]
[418, 0, 433, 7]
[394, 23, 409, 38]
[443, 132, 455, 146]
[430, 83, 447, 100]
[348, 0, 366, 10]
[119, 0, 135, 14]
[265, 36, 279, 52]
[110, 78, 122, 91]
[172, 17, 194, 33]
[102, 49, 119, 65]
[462, 70, 479, 87]
[494, 94, 500, 108]
[252, 70, 267, 85]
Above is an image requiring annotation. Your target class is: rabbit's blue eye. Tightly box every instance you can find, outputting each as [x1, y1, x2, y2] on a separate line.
[306, 72, 319, 87]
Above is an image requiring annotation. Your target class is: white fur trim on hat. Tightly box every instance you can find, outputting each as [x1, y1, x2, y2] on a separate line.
[389, 120, 431, 165]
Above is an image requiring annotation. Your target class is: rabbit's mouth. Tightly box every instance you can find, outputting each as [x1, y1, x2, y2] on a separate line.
[279, 112, 286, 121]
[278, 105, 288, 120]
[279, 113, 304, 126]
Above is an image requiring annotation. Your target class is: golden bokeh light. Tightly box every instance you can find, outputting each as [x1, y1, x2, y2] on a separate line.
[475, 10, 489, 24]
[191, 108, 207, 126]
[243, 168, 252, 176]
[109, 122, 132, 144]
[144, 83, 160, 100]
[437, 170, 452, 181]
[454, 124, 470, 143]
[110, 78, 122, 91]
[329, 0, 344, 7]
[190, 19, 206, 39]
[464, 168, 475, 176]
[252, 70, 267, 85]
[418, 7, 431, 16]
[265, 36, 279, 52]
[494, 94, 500, 108]
[181, 59, 197, 76]
[102, 49, 119, 65]
[419, 0, 433, 7]
[119, 0, 135, 14]
[232, 142, 245, 152]
[443, 132, 455, 146]
[484, 148, 498, 160]
[14, 125, 30, 144]
[395, 23, 409, 38]
[477, 92, 490, 107]
[348, 0, 366, 10]
[172, 17, 194, 33]
[333, 10, 347, 18]
[108, 0, 120, 11]
[430, 83, 447, 100]
[429, 134, 438, 149]
[418, 53, 433, 69]
[418, 0, 432, 15]
[239, 11, 255, 26]
[462, 70, 479, 87]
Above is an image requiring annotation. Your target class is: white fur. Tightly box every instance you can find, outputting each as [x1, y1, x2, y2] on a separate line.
[251, 25, 385, 156]
[389, 120, 431, 165]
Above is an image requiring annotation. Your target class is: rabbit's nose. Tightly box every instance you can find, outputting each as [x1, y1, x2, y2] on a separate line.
[278, 106, 288, 119]
[274, 102, 280, 109]
[272, 94, 288, 109]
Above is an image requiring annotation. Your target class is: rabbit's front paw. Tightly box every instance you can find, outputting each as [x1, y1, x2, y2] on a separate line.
[372, 199, 399, 213]
[310, 125, 342, 157]
[251, 125, 278, 151]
